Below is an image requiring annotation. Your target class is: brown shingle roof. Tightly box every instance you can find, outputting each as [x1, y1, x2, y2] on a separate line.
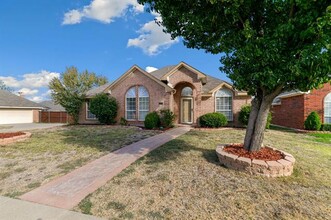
[0, 90, 44, 109]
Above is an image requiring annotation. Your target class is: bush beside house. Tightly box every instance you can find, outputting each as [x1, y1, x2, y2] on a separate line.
[89, 94, 118, 124]
[199, 112, 228, 128]
[304, 111, 322, 131]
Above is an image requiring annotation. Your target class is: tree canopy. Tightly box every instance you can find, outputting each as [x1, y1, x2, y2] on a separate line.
[139, 0, 331, 151]
[49, 66, 107, 124]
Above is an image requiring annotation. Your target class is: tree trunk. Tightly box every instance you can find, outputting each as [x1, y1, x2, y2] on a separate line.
[243, 95, 275, 152]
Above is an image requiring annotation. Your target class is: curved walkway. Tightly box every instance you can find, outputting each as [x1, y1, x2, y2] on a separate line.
[20, 126, 191, 210]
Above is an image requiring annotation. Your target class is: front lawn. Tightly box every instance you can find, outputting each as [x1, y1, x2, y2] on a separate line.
[76, 128, 331, 219]
[308, 133, 331, 143]
[0, 125, 160, 198]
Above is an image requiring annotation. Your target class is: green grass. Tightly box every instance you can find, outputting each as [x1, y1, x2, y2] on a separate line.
[76, 128, 331, 219]
[308, 133, 331, 143]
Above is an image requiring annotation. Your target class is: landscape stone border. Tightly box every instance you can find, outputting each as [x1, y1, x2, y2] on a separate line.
[0, 132, 32, 146]
[216, 144, 295, 177]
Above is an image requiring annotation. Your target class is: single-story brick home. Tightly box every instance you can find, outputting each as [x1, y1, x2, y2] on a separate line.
[271, 82, 331, 129]
[0, 90, 44, 124]
[80, 62, 251, 126]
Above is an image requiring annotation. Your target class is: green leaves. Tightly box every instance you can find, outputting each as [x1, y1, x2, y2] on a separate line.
[49, 66, 108, 124]
[139, 0, 331, 96]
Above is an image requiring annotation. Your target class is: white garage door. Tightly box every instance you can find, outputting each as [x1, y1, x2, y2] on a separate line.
[0, 109, 34, 124]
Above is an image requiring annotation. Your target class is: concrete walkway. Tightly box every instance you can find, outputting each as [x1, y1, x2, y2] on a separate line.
[20, 126, 191, 210]
[0, 123, 65, 132]
[0, 196, 102, 220]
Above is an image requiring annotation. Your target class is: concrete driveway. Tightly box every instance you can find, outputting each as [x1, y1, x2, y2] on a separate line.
[0, 123, 65, 132]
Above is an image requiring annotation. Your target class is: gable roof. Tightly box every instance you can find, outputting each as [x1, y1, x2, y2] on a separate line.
[86, 82, 112, 98]
[86, 62, 248, 98]
[86, 66, 174, 98]
[39, 100, 66, 111]
[0, 90, 44, 109]
[149, 62, 247, 96]
[150, 65, 176, 80]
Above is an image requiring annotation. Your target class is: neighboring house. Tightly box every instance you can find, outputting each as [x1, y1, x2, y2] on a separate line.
[81, 62, 251, 126]
[271, 82, 331, 129]
[40, 100, 72, 123]
[0, 90, 44, 124]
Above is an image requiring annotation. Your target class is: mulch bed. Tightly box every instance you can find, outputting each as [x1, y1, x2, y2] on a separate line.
[0, 132, 25, 139]
[224, 143, 284, 161]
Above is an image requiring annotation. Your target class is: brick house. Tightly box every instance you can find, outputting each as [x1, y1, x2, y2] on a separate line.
[79, 62, 251, 126]
[271, 82, 331, 129]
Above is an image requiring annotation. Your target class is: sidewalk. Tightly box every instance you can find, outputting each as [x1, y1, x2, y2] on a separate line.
[0, 196, 102, 220]
[20, 126, 191, 209]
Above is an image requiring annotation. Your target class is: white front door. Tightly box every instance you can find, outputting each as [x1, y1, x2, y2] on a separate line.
[181, 98, 193, 124]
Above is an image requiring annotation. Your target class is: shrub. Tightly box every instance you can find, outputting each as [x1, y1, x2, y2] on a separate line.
[120, 117, 128, 126]
[304, 111, 322, 130]
[321, 123, 331, 131]
[238, 105, 251, 126]
[144, 112, 160, 129]
[199, 112, 228, 128]
[89, 93, 118, 124]
[159, 109, 176, 128]
[238, 105, 272, 129]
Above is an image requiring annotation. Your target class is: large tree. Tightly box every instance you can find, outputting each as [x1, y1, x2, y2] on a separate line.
[139, 0, 331, 151]
[49, 67, 107, 124]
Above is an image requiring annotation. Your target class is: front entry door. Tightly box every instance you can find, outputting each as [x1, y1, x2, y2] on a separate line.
[181, 98, 193, 124]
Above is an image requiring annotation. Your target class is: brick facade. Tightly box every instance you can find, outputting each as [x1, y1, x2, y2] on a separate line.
[79, 64, 252, 127]
[272, 83, 331, 129]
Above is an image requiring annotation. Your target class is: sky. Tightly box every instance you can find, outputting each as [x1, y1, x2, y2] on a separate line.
[0, 0, 229, 102]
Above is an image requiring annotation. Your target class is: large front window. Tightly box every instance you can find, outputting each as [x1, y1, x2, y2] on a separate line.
[324, 93, 331, 123]
[215, 88, 233, 121]
[126, 86, 150, 121]
[86, 101, 97, 119]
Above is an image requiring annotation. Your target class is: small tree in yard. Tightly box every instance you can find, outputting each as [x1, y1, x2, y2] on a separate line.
[89, 93, 118, 124]
[49, 67, 107, 124]
[139, 0, 331, 151]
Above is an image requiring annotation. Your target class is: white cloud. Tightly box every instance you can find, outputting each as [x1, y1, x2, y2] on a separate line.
[0, 76, 20, 87]
[145, 66, 158, 73]
[29, 96, 43, 103]
[127, 17, 179, 56]
[62, 0, 144, 25]
[17, 88, 39, 96]
[0, 70, 60, 88]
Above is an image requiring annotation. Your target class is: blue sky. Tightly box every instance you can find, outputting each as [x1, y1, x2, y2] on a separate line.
[0, 0, 228, 102]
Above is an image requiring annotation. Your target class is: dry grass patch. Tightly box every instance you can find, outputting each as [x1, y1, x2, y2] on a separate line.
[0, 125, 160, 197]
[76, 128, 331, 219]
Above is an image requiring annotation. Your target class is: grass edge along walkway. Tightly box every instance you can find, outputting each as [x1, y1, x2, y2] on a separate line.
[20, 126, 191, 210]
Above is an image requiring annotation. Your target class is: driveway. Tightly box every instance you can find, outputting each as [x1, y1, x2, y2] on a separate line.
[0, 123, 65, 132]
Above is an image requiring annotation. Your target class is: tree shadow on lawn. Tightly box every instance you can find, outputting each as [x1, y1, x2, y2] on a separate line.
[140, 138, 220, 166]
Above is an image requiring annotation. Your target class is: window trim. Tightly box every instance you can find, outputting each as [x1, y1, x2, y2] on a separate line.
[324, 93, 331, 124]
[215, 88, 233, 122]
[125, 86, 150, 121]
[86, 101, 97, 120]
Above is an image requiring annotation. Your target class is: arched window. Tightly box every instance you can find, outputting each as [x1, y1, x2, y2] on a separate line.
[181, 87, 193, 96]
[125, 86, 150, 121]
[215, 88, 233, 121]
[138, 86, 150, 121]
[324, 93, 331, 123]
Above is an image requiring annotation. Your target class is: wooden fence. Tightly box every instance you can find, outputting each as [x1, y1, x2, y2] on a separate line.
[40, 111, 72, 123]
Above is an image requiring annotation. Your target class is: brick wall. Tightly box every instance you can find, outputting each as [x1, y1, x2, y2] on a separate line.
[272, 83, 331, 129]
[79, 69, 171, 125]
[304, 83, 331, 123]
[271, 95, 305, 129]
